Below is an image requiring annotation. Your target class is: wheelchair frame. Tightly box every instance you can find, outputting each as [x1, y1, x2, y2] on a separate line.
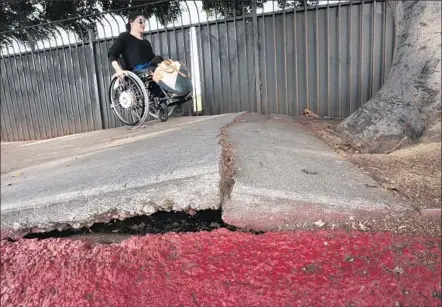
[108, 70, 192, 127]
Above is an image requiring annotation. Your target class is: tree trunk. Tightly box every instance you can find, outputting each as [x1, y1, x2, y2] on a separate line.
[337, 0, 441, 153]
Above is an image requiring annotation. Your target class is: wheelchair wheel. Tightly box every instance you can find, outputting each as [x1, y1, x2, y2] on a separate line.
[157, 102, 169, 122]
[148, 104, 175, 120]
[108, 71, 149, 126]
[173, 104, 185, 117]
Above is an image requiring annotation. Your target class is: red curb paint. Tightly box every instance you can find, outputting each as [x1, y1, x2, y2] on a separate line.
[1, 229, 441, 307]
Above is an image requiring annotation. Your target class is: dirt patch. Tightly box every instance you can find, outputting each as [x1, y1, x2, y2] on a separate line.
[350, 143, 441, 211]
[295, 117, 441, 212]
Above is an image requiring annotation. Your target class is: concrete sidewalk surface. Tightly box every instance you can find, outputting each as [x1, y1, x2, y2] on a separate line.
[1, 114, 240, 232]
[222, 113, 411, 231]
[1, 113, 411, 235]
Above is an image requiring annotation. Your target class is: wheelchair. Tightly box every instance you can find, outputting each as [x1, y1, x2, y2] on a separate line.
[108, 63, 193, 126]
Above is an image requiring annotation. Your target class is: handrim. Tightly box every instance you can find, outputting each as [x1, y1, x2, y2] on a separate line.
[109, 71, 150, 126]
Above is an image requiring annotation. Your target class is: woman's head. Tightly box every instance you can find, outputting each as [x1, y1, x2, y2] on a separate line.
[126, 11, 146, 34]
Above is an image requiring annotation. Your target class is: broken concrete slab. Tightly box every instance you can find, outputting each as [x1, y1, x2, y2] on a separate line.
[1, 114, 242, 234]
[222, 114, 413, 231]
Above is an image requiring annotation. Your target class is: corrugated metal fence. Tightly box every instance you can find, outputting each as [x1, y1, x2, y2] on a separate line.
[0, 0, 394, 141]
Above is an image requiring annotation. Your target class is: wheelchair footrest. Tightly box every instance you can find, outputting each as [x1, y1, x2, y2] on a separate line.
[166, 92, 193, 106]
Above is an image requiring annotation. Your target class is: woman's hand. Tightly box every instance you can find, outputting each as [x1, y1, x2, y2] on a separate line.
[111, 61, 125, 80]
[115, 69, 125, 80]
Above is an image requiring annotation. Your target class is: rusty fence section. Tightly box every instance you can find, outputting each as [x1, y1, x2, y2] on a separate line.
[0, 0, 394, 141]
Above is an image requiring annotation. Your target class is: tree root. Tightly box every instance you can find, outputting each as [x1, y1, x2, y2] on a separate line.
[384, 137, 408, 154]
[325, 128, 361, 153]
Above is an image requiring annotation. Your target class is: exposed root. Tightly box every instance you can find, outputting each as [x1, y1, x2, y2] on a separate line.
[384, 136, 408, 154]
[325, 128, 361, 153]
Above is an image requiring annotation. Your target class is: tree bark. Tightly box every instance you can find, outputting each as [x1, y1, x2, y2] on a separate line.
[337, 0, 441, 153]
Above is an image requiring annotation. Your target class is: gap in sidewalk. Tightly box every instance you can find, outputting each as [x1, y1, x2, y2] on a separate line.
[23, 209, 264, 241]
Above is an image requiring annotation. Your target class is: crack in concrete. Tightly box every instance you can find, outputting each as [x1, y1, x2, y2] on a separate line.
[21, 210, 241, 242]
[218, 113, 246, 204]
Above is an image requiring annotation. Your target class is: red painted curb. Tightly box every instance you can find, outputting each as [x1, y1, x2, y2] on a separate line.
[1, 229, 441, 307]
[222, 199, 419, 232]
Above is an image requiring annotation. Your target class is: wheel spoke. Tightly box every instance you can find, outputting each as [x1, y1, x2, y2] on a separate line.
[131, 109, 141, 120]
[110, 73, 147, 126]
[128, 110, 135, 122]
[126, 108, 135, 123]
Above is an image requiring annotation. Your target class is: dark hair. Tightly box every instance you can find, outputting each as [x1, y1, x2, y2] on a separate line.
[125, 11, 145, 32]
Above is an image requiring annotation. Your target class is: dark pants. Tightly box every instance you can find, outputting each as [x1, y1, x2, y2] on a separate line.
[132, 56, 165, 97]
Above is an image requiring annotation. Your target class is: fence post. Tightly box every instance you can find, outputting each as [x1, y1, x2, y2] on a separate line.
[252, 0, 262, 114]
[88, 28, 105, 130]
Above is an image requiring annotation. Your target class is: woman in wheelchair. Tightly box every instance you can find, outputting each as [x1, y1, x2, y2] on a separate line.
[107, 11, 188, 125]
[108, 11, 163, 79]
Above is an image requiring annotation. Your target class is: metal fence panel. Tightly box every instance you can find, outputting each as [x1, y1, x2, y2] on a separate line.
[94, 38, 120, 130]
[256, 1, 393, 117]
[1, 45, 101, 140]
[0, 60, 16, 141]
[198, 18, 257, 115]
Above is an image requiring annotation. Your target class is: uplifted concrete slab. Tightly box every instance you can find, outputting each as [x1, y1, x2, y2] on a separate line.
[1, 114, 241, 233]
[222, 114, 412, 231]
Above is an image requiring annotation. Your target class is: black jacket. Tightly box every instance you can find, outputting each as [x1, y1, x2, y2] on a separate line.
[108, 32, 156, 70]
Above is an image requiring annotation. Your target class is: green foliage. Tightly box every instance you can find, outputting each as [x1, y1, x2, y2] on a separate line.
[0, 0, 182, 45]
[201, 0, 317, 18]
[201, 0, 263, 18]
[1, 0, 100, 45]
[278, 1, 319, 9]
[0, 0, 318, 46]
